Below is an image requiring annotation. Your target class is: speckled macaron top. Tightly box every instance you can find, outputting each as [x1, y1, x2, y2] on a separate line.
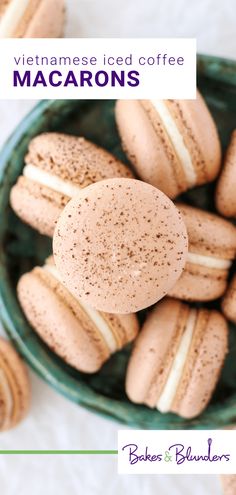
[216, 130, 236, 218]
[0, 337, 30, 431]
[53, 178, 188, 314]
[24, 132, 133, 186]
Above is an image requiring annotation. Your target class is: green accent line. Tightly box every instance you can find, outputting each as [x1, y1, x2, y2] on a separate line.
[0, 450, 118, 455]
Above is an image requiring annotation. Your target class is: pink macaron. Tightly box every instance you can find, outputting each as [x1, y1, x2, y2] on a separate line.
[126, 297, 228, 419]
[115, 91, 221, 198]
[17, 257, 139, 373]
[10, 132, 133, 237]
[53, 178, 188, 314]
[169, 203, 236, 301]
[0, 0, 66, 38]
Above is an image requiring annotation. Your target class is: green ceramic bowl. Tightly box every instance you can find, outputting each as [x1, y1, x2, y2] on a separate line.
[1, 54, 236, 430]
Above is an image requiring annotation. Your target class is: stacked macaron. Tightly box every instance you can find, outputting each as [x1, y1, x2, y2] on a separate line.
[9, 91, 236, 424]
[0, 0, 65, 38]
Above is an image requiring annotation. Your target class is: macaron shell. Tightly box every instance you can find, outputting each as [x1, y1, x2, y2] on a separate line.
[53, 178, 188, 314]
[142, 100, 191, 193]
[22, 0, 65, 38]
[45, 256, 140, 346]
[43, 265, 140, 348]
[11, 133, 133, 237]
[0, 0, 11, 16]
[10, 176, 68, 237]
[115, 99, 183, 198]
[176, 203, 236, 259]
[168, 262, 228, 301]
[17, 269, 110, 373]
[25, 133, 133, 186]
[221, 475, 236, 495]
[0, 337, 30, 431]
[170, 203, 236, 302]
[102, 312, 139, 350]
[10, 0, 41, 37]
[125, 298, 189, 407]
[126, 299, 228, 419]
[0, 383, 7, 430]
[222, 274, 236, 324]
[172, 309, 228, 419]
[17, 266, 139, 373]
[115, 92, 221, 198]
[216, 130, 236, 217]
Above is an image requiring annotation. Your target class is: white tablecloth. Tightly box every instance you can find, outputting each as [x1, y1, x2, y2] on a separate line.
[1, 0, 235, 492]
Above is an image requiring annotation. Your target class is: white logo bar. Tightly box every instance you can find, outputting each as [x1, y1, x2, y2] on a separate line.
[118, 430, 236, 474]
[0, 38, 196, 99]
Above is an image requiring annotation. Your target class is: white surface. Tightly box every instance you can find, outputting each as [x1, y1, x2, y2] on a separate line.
[0, 0, 234, 492]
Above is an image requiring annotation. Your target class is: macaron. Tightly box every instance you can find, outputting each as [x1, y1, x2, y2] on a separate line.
[17, 257, 139, 373]
[168, 203, 236, 301]
[10, 132, 133, 237]
[222, 274, 236, 324]
[220, 475, 236, 495]
[126, 297, 228, 419]
[216, 130, 236, 218]
[0, 337, 30, 431]
[53, 178, 188, 314]
[0, 0, 65, 38]
[115, 91, 221, 198]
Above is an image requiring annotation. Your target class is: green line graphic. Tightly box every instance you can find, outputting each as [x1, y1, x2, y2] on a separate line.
[0, 450, 118, 455]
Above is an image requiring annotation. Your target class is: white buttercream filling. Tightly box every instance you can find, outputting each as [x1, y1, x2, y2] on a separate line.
[0, 368, 13, 426]
[44, 263, 117, 354]
[157, 309, 197, 413]
[23, 164, 81, 198]
[0, 0, 30, 37]
[187, 251, 231, 270]
[150, 99, 197, 187]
